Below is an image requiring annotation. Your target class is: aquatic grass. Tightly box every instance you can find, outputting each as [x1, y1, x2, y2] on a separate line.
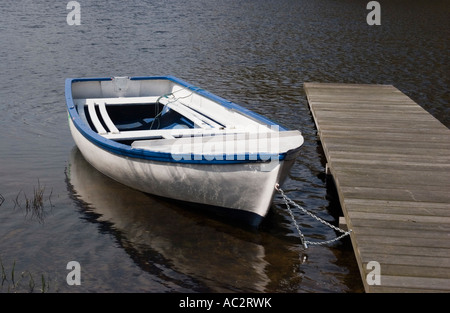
[27, 272, 35, 293]
[13, 190, 23, 210]
[11, 180, 54, 223]
[11, 260, 15, 287]
[41, 274, 49, 293]
[0, 257, 49, 293]
[1, 258, 6, 286]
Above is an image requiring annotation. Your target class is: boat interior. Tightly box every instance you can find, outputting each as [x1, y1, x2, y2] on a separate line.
[70, 77, 302, 155]
[72, 78, 275, 140]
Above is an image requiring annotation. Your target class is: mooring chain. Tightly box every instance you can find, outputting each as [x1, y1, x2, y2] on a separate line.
[275, 184, 352, 249]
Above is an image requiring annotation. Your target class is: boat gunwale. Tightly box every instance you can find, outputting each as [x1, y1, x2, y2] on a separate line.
[65, 75, 297, 164]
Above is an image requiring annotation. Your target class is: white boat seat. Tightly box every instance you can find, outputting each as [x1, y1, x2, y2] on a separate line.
[87, 99, 107, 134]
[77, 96, 161, 105]
[97, 101, 120, 134]
[130, 130, 304, 157]
[103, 127, 274, 141]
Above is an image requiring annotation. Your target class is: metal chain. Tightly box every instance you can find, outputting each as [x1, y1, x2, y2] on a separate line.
[275, 184, 352, 249]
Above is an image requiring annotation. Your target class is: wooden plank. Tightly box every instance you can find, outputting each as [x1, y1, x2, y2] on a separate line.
[314, 111, 438, 123]
[368, 275, 450, 292]
[339, 186, 450, 203]
[316, 123, 450, 135]
[323, 140, 450, 154]
[348, 211, 450, 226]
[361, 253, 450, 269]
[320, 130, 450, 143]
[304, 82, 450, 293]
[358, 244, 450, 258]
[330, 157, 450, 170]
[352, 225, 450, 240]
[306, 92, 408, 101]
[332, 167, 450, 188]
[327, 151, 450, 165]
[309, 101, 425, 110]
[316, 120, 448, 135]
[362, 260, 450, 277]
[332, 161, 450, 173]
[355, 234, 450, 249]
[343, 199, 450, 216]
[322, 143, 450, 157]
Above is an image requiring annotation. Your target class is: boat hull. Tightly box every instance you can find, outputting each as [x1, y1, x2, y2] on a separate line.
[68, 118, 297, 226]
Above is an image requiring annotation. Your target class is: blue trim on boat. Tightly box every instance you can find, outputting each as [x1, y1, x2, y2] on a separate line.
[70, 77, 113, 83]
[65, 76, 289, 164]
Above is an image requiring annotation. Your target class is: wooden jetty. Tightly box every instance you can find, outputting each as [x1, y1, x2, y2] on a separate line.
[304, 82, 450, 293]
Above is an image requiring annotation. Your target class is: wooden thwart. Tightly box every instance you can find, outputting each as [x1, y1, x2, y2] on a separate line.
[304, 82, 450, 293]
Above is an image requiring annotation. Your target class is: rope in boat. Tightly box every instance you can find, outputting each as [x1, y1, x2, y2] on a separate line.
[151, 88, 194, 130]
[275, 184, 352, 249]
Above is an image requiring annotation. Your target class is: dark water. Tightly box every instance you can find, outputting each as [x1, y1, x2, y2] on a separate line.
[0, 0, 448, 293]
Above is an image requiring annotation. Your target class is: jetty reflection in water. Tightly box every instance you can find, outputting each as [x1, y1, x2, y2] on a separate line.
[67, 147, 283, 292]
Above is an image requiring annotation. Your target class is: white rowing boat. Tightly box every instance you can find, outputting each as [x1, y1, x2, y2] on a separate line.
[65, 76, 303, 226]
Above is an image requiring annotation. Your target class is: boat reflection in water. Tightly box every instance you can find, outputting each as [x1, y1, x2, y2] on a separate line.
[67, 146, 275, 292]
